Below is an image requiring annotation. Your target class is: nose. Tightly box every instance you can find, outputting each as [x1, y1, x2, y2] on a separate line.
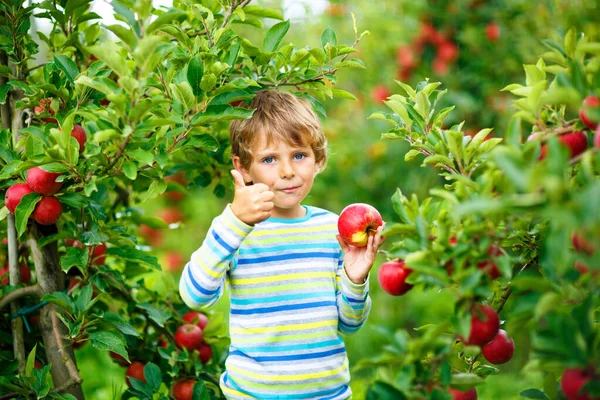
[280, 160, 295, 179]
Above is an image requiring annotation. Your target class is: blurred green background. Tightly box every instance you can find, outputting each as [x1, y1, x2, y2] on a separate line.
[66, 0, 600, 398]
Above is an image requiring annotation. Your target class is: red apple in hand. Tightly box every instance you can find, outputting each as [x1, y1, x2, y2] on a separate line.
[482, 329, 515, 364]
[448, 387, 478, 400]
[338, 203, 383, 247]
[32, 196, 62, 225]
[579, 96, 600, 131]
[5, 183, 34, 214]
[173, 380, 197, 400]
[125, 362, 146, 386]
[183, 311, 209, 330]
[175, 324, 203, 351]
[561, 368, 596, 400]
[378, 259, 413, 296]
[465, 305, 499, 346]
[26, 167, 62, 196]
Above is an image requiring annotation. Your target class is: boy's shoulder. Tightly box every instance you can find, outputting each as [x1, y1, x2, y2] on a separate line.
[306, 205, 339, 222]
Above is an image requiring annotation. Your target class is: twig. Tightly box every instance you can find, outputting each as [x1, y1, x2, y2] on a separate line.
[50, 313, 82, 392]
[496, 262, 529, 314]
[0, 284, 43, 312]
[221, 0, 252, 29]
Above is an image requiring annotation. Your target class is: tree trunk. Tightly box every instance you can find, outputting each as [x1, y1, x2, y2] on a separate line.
[29, 224, 85, 399]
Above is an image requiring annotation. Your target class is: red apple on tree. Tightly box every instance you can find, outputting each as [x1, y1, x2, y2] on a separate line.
[579, 96, 600, 131]
[140, 224, 163, 247]
[539, 131, 588, 160]
[125, 362, 146, 386]
[158, 207, 184, 224]
[482, 329, 515, 364]
[32, 196, 62, 225]
[437, 40, 458, 62]
[164, 251, 186, 273]
[561, 367, 596, 400]
[5, 183, 34, 214]
[448, 387, 478, 400]
[70, 124, 87, 153]
[173, 380, 197, 400]
[90, 244, 107, 265]
[110, 351, 129, 367]
[465, 305, 500, 346]
[371, 85, 391, 104]
[26, 167, 62, 196]
[174, 324, 203, 351]
[198, 342, 213, 364]
[572, 232, 595, 255]
[477, 244, 502, 279]
[378, 259, 413, 296]
[0, 263, 31, 285]
[396, 45, 417, 69]
[485, 22, 501, 41]
[337, 203, 383, 247]
[182, 311, 209, 330]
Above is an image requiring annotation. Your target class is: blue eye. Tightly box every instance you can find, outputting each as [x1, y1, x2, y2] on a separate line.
[294, 153, 306, 160]
[263, 157, 275, 164]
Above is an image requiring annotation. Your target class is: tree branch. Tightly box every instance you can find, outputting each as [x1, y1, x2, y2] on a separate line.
[0, 284, 43, 312]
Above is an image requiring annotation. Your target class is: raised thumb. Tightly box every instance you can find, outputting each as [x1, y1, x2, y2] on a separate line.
[230, 169, 246, 189]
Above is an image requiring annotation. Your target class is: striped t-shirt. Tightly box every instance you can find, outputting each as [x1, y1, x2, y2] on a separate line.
[179, 205, 371, 399]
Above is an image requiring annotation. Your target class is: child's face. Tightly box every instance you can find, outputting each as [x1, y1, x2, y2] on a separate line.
[234, 136, 321, 219]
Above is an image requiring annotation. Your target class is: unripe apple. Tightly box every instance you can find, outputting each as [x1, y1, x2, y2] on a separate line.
[448, 387, 478, 400]
[482, 329, 515, 364]
[70, 124, 87, 153]
[371, 85, 391, 104]
[579, 96, 600, 131]
[485, 22, 500, 41]
[539, 131, 588, 160]
[173, 380, 197, 400]
[5, 183, 34, 214]
[561, 368, 595, 400]
[198, 342, 213, 364]
[32, 196, 62, 225]
[378, 259, 413, 296]
[0, 263, 31, 285]
[175, 324, 203, 351]
[465, 305, 499, 346]
[26, 167, 62, 196]
[337, 203, 383, 247]
[182, 311, 209, 330]
[125, 362, 146, 386]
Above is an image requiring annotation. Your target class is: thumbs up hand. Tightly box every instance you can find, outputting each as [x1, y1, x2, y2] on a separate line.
[230, 170, 275, 226]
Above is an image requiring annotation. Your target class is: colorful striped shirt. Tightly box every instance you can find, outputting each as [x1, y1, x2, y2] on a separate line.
[179, 205, 371, 399]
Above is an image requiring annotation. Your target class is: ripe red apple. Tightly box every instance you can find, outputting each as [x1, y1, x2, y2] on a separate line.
[572, 232, 595, 255]
[139, 224, 163, 247]
[32, 196, 62, 225]
[183, 311, 209, 330]
[437, 40, 458, 62]
[378, 259, 413, 296]
[158, 207, 184, 224]
[482, 329, 515, 364]
[448, 387, 478, 400]
[465, 305, 500, 346]
[174, 324, 203, 351]
[539, 131, 588, 160]
[579, 96, 600, 131]
[34, 360, 43, 369]
[173, 380, 197, 400]
[371, 85, 391, 104]
[198, 342, 213, 364]
[337, 203, 383, 247]
[70, 124, 87, 153]
[432, 57, 449, 75]
[485, 22, 501, 41]
[396, 45, 417, 69]
[477, 244, 502, 279]
[5, 183, 34, 214]
[595, 124, 600, 148]
[110, 351, 129, 366]
[164, 251, 185, 273]
[125, 361, 146, 386]
[561, 368, 595, 400]
[26, 167, 62, 196]
[0, 263, 31, 285]
[90, 244, 107, 265]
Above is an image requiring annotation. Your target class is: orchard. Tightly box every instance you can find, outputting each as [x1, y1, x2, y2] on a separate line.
[0, 0, 599, 400]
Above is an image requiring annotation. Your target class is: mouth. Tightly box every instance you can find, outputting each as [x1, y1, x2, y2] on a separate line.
[280, 186, 300, 193]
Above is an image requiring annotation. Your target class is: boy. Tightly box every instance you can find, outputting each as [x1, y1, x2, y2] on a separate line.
[179, 90, 385, 399]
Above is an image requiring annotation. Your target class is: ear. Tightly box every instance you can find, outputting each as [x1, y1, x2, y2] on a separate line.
[232, 156, 253, 184]
[314, 160, 325, 175]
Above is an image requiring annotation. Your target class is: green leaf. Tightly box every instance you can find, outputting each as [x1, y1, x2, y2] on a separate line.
[107, 246, 160, 269]
[366, 381, 407, 400]
[103, 312, 141, 337]
[15, 192, 41, 237]
[59, 193, 86, 208]
[60, 246, 88, 272]
[41, 292, 75, 315]
[147, 10, 186, 35]
[144, 363, 162, 391]
[263, 20, 290, 52]
[192, 381, 210, 400]
[170, 81, 196, 110]
[243, 5, 284, 20]
[191, 105, 254, 125]
[187, 55, 204, 97]
[105, 24, 136, 49]
[331, 88, 356, 100]
[139, 180, 167, 203]
[123, 161, 137, 180]
[74, 284, 94, 314]
[450, 373, 483, 387]
[136, 303, 171, 327]
[129, 149, 154, 166]
[89, 331, 129, 362]
[25, 345, 37, 377]
[54, 55, 79, 83]
[520, 389, 550, 399]
[320, 27, 337, 48]
[391, 189, 411, 224]
[188, 133, 219, 151]
[88, 42, 130, 77]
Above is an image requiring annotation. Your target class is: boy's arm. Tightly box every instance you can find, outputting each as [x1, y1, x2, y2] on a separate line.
[179, 205, 253, 309]
[335, 254, 372, 335]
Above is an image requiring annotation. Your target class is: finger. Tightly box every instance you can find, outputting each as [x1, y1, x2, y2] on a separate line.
[260, 190, 275, 201]
[261, 201, 274, 211]
[336, 234, 350, 254]
[252, 183, 271, 193]
[231, 170, 246, 189]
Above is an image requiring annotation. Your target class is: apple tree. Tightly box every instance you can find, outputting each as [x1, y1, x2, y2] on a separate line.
[360, 29, 600, 399]
[0, 0, 367, 398]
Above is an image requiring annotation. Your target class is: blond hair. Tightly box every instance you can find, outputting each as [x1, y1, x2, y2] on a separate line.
[229, 90, 327, 170]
